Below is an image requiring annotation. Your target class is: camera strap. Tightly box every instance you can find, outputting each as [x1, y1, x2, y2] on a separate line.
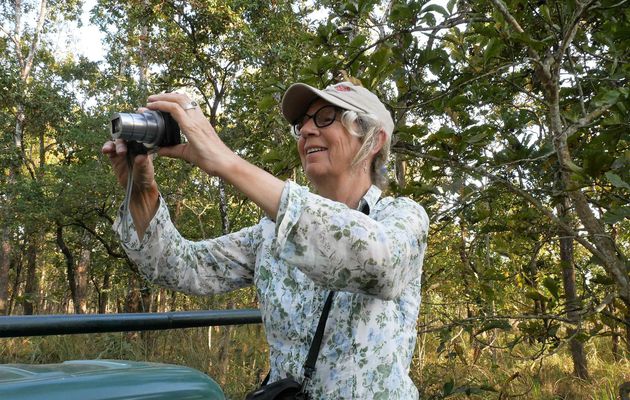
[120, 153, 135, 243]
[120, 149, 158, 242]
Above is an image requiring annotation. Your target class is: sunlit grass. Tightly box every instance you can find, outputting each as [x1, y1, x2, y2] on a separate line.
[1, 330, 627, 399]
[413, 333, 629, 399]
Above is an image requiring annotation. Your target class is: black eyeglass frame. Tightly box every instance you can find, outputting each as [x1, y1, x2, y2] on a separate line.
[292, 105, 343, 138]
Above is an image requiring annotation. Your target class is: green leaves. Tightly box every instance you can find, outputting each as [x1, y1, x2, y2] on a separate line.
[390, 3, 415, 24]
[542, 276, 560, 301]
[442, 379, 454, 397]
[256, 95, 277, 111]
[509, 31, 548, 52]
[1, 1, 628, 397]
[525, 289, 549, 302]
[603, 206, 630, 224]
[462, 124, 493, 145]
[396, 124, 428, 143]
[604, 171, 630, 190]
[475, 320, 512, 336]
[593, 89, 622, 107]
[440, 377, 498, 398]
[483, 38, 505, 65]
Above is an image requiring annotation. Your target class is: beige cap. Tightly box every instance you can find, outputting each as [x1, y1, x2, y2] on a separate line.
[281, 81, 394, 136]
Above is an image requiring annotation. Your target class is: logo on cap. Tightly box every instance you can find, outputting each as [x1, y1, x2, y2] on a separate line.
[333, 84, 352, 92]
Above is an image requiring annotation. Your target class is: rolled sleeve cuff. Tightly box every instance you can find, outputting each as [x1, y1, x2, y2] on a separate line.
[113, 195, 171, 252]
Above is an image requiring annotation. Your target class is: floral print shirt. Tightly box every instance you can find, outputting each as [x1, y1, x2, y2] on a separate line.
[114, 180, 429, 399]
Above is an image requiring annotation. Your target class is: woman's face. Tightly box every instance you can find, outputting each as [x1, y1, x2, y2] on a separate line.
[296, 99, 364, 185]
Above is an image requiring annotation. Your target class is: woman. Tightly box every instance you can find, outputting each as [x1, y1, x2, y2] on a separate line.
[102, 81, 429, 399]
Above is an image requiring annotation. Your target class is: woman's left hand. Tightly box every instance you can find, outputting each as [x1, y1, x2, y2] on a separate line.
[146, 92, 284, 219]
[146, 92, 238, 176]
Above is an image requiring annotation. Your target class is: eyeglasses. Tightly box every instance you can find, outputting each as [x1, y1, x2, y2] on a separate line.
[292, 105, 341, 138]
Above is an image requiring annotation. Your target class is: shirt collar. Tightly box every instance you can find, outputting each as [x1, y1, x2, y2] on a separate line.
[358, 185, 382, 214]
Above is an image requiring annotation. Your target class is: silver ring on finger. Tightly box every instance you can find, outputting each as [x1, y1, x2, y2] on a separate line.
[181, 101, 198, 111]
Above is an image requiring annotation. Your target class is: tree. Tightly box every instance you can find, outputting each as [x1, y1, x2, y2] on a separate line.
[1, 0, 627, 396]
[0, 0, 86, 314]
[302, 0, 628, 378]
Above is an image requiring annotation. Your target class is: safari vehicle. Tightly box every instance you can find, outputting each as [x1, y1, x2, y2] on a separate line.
[0, 309, 261, 399]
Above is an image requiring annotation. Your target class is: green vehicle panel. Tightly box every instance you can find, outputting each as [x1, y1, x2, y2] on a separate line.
[0, 360, 225, 399]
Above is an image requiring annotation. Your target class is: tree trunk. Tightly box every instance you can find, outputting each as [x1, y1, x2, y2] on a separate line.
[155, 288, 165, 312]
[22, 235, 39, 315]
[169, 291, 178, 311]
[491, 0, 630, 351]
[98, 272, 110, 314]
[125, 275, 143, 313]
[557, 199, 589, 379]
[38, 265, 47, 312]
[1, 155, 19, 317]
[544, 66, 630, 343]
[141, 286, 152, 313]
[8, 254, 22, 315]
[72, 230, 93, 314]
[76, 246, 90, 314]
[609, 303, 621, 361]
[395, 155, 406, 189]
[218, 180, 230, 234]
[123, 275, 143, 341]
[56, 224, 81, 314]
[0, 227, 11, 315]
[523, 243, 545, 316]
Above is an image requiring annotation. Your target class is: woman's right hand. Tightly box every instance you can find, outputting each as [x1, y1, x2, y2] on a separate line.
[101, 138, 158, 193]
[102, 138, 159, 239]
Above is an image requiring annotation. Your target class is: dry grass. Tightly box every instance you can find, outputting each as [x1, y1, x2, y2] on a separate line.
[413, 332, 629, 400]
[1, 329, 628, 399]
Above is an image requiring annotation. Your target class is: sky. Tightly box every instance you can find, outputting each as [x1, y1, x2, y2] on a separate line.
[65, 0, 105, 62]
[68, 0, 451, 64]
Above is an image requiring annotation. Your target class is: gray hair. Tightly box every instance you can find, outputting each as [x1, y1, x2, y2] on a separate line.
[340, 110, 391, 189]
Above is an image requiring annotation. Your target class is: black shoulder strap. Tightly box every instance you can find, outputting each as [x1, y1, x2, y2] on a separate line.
[301, 289, 334, 384]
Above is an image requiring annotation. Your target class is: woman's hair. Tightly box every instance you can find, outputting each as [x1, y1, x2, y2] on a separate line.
[340, 110, 391, 189]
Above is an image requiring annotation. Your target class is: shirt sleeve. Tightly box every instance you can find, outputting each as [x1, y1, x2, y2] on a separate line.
[113, 195, 262, 295]
[274, 181, 429, 300]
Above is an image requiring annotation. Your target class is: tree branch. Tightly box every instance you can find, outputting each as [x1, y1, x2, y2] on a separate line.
[392, 142, 609, 263]
[556, 0, 597, 64]
[562, 103, 612, 137]
[489, 0, 541, 63]
[0, 25, 22, 62]
[565, 49, 587, 117]
[394, 62, 521, 120]
[71, 221, 126, 259]
[343, 14, 488, 70]
[12, 0, 25, 66]
[498, 75, 547, 106]
[20, 0, 48, 81]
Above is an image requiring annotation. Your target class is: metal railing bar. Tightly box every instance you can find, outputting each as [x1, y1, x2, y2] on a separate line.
[0, 309, 262, 338]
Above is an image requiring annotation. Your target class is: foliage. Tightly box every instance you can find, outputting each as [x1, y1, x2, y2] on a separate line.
[0, 0, 628, 398]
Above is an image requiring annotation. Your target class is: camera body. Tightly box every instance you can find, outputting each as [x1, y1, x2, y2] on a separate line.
[110, 110, 181, 154]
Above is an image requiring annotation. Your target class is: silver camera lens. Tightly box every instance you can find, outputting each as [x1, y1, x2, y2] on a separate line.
[110, 111, 166, 149]
[110, 110, 181, 154]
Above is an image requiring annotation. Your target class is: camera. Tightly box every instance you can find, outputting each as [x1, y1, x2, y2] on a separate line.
[110, 110, 181, 154]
